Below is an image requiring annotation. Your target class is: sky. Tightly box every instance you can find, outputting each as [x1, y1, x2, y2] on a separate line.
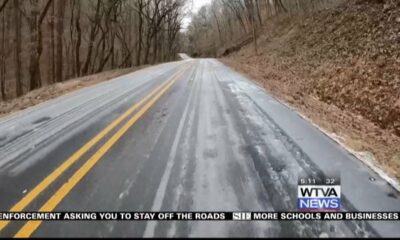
[181, 0, 212, 31]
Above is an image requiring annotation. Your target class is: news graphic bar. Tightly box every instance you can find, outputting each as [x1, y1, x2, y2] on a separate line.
[0, 212, 398, 221]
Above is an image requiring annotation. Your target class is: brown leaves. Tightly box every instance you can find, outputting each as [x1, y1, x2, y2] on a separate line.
[222, 0, 400, 139]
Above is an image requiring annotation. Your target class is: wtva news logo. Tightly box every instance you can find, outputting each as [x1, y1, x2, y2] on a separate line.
[297, 176, 341, 211]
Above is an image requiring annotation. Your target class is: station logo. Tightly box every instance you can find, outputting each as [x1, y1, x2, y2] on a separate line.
[297, 175, 341, 211]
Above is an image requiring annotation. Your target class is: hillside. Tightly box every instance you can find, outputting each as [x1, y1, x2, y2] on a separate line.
[222, 0, 400, 179]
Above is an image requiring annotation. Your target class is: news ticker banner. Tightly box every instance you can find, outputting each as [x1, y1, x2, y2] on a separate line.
[1, 175, 393, 222]
[0, 212, 399, 221]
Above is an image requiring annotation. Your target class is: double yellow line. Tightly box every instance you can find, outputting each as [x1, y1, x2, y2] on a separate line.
[0, 64, 190, 238]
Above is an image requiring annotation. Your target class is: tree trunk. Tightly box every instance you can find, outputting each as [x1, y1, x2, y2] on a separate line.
[256, 0, 262, 25]
[152, 28, 158, 64]
[14, 0, 22, 96]
[55, 0, 65, 82]
[143, 29, 152, 65]
[135, 2, 143, 66]
[1, 6, 6, 100]
[252, 16, 258, 55]
[28, 0, 41, 91]
[211, 7, 222, 45]
[28, 0, 53, 91]
[245, 0, 257, 55]
[48, 0, 55, 84]
[275, 0, 287, 13]
[68, 0, 75, 78]
[81, 0, 101, 75]
[75, 0, 81, 77]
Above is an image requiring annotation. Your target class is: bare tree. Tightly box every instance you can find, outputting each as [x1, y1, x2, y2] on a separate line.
[0, 0, 8, 100]
[55, 0, 65, 82]
[47, 0, 55, 84]
[244, 0, 257, 55]
[74, 0, 81, 77]
[14, 0, 22, 96]
[81, 0, 101, 75]
[0, 0, 186, 101]
[26, 0, 53, 90]
[187, 0, 338, 57]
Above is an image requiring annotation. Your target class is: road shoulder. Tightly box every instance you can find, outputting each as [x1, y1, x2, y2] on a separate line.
[0, 66, 149, 119]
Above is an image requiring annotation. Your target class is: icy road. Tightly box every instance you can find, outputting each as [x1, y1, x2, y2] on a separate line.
[0, 59, 399, 237]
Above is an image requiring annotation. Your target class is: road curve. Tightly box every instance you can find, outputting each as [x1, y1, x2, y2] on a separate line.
[0, 59, 399, 237]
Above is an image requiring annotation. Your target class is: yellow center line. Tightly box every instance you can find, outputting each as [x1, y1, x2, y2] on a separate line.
[14, 65, 187, 238]
[0, 64, 189, 233]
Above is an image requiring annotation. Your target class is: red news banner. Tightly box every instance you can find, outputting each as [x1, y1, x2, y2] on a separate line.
[0, 212, 399, 221]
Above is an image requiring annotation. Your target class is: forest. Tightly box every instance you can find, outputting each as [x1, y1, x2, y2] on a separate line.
[0, 0, 185, 101]
[186, 0, 343, 57]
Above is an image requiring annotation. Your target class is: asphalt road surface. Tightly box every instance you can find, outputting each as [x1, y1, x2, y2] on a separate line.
[0, 59, 399, 237]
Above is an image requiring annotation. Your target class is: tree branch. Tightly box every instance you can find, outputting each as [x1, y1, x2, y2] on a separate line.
[0, 0, 9, 13]
[39, 0, 53, 24]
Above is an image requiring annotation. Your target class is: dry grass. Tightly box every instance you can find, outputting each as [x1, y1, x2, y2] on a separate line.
[0, 66, 147, 118]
